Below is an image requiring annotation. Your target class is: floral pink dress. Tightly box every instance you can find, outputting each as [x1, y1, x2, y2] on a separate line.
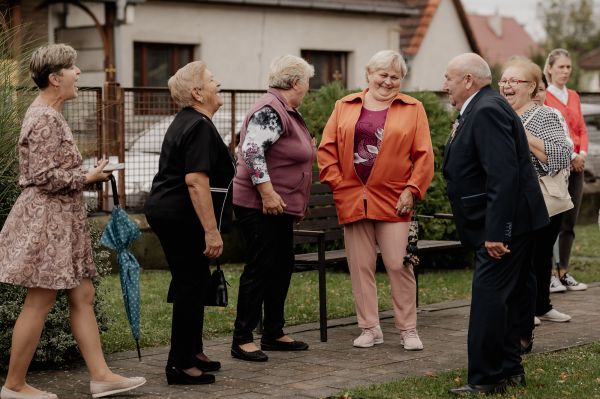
[0, 105, 97, 289]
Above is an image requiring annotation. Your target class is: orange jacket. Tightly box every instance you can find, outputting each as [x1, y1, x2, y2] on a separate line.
[544, 90, 588, 154]
[317, 90, 434, 225]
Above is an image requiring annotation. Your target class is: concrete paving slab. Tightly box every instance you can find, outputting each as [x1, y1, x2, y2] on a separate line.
[1, 283, 599, 398]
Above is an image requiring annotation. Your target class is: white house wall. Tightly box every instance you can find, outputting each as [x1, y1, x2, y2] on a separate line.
[77, 2, 403, 89]
[402, 0, 472, 91]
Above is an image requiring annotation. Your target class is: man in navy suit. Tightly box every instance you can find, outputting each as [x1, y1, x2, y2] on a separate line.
[442, 53, 549, 395]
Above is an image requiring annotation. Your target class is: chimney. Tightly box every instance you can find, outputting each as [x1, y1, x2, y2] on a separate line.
[487, 10, 502, 37]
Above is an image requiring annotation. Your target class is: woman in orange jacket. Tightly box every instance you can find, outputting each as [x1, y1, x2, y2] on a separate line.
[543, 48, 589, 292]
[317, 50, 434, 350]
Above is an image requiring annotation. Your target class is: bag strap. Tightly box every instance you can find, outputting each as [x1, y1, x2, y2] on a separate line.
[522, 106, 541, 128]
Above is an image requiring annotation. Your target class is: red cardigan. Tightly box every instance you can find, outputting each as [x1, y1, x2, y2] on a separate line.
[544, 90, 588, 154]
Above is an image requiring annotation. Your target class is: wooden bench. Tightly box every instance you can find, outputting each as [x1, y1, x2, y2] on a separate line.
[294, 172, 462, 342]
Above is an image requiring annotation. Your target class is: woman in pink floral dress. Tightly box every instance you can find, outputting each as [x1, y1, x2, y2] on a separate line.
[0, 44, 145, 399]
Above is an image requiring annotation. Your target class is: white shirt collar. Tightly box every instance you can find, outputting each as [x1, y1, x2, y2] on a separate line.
[548, 84, 569, 105]
[460, 91, 479, 116]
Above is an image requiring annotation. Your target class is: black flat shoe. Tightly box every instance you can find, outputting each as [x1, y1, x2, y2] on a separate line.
[507, 373, 526, 387]
[448, 382, 506, 396]
[260, 338, 309, 351]
[195, 358, 221, 372]
[165, 365, 215, 385]
[231, 343, 268, 362]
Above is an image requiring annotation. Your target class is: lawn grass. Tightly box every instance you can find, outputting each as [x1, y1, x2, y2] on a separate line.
[98, 224, 599, 354]
[341, 341, 600, 399]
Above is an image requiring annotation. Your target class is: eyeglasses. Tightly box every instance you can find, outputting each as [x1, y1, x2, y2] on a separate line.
[498, 78, 531, 87]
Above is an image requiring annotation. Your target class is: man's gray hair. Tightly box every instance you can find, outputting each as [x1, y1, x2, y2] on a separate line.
[451, 53, 492, 84]
[268, 55, 314, 90]
[30, 44, 77, 89]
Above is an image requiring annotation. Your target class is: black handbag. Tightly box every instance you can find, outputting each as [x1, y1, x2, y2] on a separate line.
[205, 260, 229, 307]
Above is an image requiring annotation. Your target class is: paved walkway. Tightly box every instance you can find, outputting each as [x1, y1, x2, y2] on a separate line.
[2, 283, 600, 398]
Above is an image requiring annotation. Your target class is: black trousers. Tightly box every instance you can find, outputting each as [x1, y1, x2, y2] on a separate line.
[468, 234, 534, 385]
[534, 214, 563, 315]
[146, 215, 210, 369]
[232, 205, 294, 345]
[558, 170, 584, 270]
[518, 214, 562, 341]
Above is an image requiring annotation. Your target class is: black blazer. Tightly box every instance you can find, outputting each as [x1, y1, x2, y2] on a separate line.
[442, 86, 549, 248]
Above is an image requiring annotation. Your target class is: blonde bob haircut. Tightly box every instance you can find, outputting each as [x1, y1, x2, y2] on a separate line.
[168, 61, 207, 108]
[268, 55, 314, 90]
[365, 50, 408, 82]
[502, 56, 542, 99]
[543, 48, 570, 84]
[30, 44, 77, 89]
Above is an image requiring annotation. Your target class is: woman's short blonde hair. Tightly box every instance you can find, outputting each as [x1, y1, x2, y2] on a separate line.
[543, 48, 570, 84]
[365, 50, 408, 82]
[502, 56, 542, 99]
[30, 44, 77, 89]
[168, 61, 207, 108]
[268, 55, 314, 90]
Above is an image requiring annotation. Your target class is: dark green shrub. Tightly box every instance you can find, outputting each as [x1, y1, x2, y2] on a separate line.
[0, 26, 112, 370]
[299, 81, 357, 142]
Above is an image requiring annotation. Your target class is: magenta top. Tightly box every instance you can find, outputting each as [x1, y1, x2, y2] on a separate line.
[353, 107, 388, 184]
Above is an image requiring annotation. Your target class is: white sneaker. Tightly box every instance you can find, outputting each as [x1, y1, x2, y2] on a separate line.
[400, 329, 424, 351]
[353, 325, 383, 348]
[549, 275, 567, 293]
[539, 308, 571, 323]
[560, 273, 588, 291]
[534, 316, 541, 326]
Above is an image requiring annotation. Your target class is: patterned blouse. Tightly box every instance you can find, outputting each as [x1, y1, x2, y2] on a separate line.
[241, 106, 283, 185]
[520, 104, 572, 177]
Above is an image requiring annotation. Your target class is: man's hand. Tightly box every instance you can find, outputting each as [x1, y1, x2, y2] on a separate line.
[204, 229, 223, 259]
[571, 155, 585, 172]
[485, 241, 510, 260]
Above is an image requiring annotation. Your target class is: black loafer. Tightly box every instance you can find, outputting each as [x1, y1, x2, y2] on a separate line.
[507, 373, 526, 387]
[194, 358, 221, 372]
[165, 365, 215, 385]
[260, 338, 309, 351]
[448, 382, 506, 396]
[231, 343, 268, 362]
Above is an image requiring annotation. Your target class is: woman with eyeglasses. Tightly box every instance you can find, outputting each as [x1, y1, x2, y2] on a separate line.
[499, 57, 572, 354]
[543, 48, 589, 293]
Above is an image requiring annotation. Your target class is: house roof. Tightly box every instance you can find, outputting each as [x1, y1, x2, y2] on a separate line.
[168, 0, 419, 16]
[468, 13, 539, 66]
[580, 47, 600, 70]
[398, 0, 479, 58]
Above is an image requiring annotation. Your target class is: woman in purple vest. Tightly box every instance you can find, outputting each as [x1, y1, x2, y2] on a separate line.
[231, 55, 315, 362]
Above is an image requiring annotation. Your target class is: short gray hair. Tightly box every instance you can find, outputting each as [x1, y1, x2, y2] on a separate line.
[544, 48, 570, 84]
[365, 50, 408, 81]
[268, 55, 314, 89]
[450, 53, 492, 83]
[30, 44, 77, 89]
[168, 61, 207, 108]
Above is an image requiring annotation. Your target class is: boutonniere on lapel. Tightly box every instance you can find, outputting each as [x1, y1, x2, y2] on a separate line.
[448, 116, 460, 143]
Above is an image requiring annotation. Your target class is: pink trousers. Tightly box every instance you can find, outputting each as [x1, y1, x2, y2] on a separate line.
[344, 219, 417, 331]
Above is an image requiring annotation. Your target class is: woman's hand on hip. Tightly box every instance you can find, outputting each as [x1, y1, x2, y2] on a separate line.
[204, 228, 223, 259]
[396, 188, 414, 216]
